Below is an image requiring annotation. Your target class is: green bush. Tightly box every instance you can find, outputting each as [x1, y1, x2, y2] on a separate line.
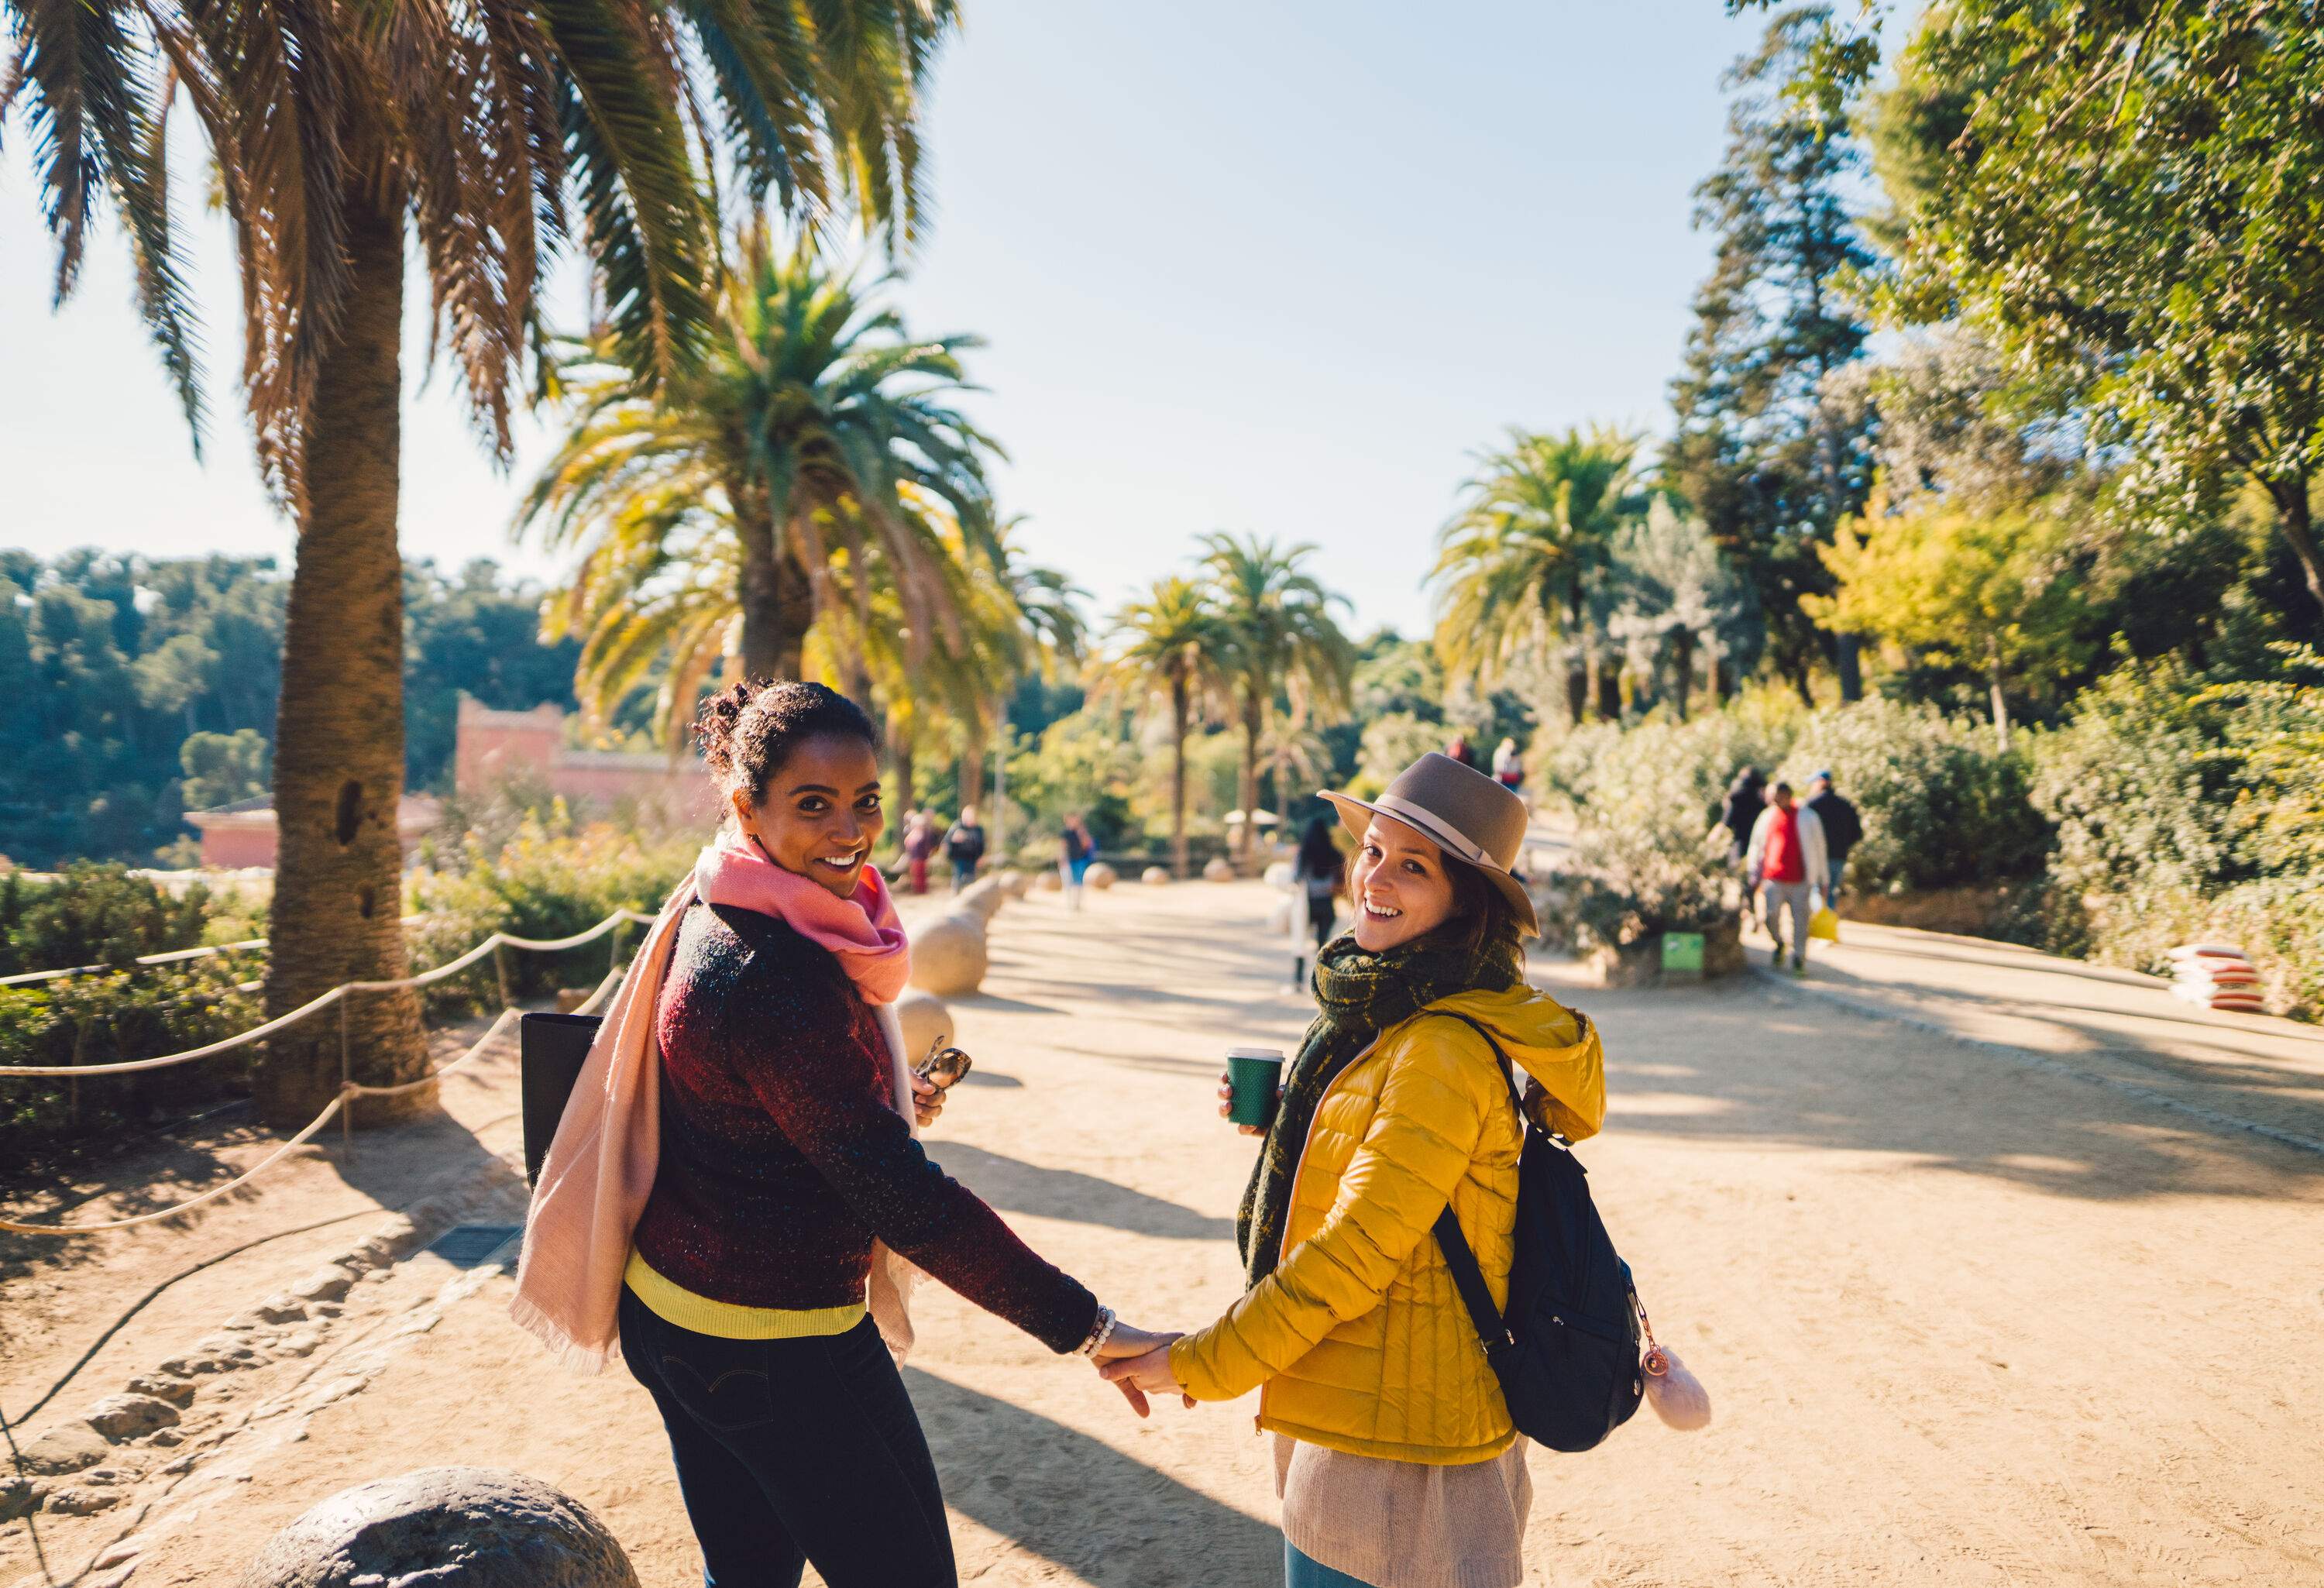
[1780, 698, 2051, 893]
[2028, 651, 2324, 1015]
[407, 804, 699, 1009]
[0, 960, 263, 1160]
[1537, 714, 1786, 947]
[0, 863, 212, 976]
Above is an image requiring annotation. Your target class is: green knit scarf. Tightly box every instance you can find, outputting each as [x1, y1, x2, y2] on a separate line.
[1236, 928, 1524, 1287]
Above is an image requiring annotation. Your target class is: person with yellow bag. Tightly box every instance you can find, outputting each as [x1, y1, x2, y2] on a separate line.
[1745, 781, 1829, 974]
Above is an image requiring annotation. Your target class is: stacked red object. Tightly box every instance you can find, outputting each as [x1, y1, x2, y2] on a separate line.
[2166, 944, 2265, 1013]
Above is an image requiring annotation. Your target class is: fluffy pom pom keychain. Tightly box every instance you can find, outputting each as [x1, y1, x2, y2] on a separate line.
[1632, 1284, 1712, 1431]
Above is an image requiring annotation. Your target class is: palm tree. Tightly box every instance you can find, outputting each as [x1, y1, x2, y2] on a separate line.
[522, 234, 997, 685]
[1432, 427, 1648, 727]
[1097, 577, 1229, 878]
[1199, 534, 1353, 863]
[4, 1, 953, 1127]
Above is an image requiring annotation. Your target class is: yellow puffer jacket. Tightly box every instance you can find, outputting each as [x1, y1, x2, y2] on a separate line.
[1170, 983, 1605, 1464]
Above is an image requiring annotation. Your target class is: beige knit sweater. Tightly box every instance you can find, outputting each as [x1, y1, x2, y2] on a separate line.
[1274, 1434, 1532, 1588]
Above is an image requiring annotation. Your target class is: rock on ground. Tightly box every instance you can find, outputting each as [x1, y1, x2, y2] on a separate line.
[238, 1466, 638, 1588]
[17, 1421, 110, 1475]
[83, 1391, 180, 1441]
[897, 987, 952, 1059]
[907, 913, 988, 996]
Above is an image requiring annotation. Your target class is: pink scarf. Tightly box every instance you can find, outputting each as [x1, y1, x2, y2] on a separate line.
[511, 834, 916, 1370]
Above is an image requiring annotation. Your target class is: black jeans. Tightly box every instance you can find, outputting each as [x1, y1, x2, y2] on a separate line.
[618, 1287, 957, 1587]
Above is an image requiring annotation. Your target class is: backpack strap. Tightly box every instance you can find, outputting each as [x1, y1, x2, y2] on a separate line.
[1427, 1012, 1524, 1361]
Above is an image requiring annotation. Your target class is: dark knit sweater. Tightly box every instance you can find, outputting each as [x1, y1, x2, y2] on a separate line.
[629, 901, 1098, 1354]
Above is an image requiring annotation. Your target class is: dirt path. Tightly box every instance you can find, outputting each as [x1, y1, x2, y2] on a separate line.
[8, 881, 2323, 1586]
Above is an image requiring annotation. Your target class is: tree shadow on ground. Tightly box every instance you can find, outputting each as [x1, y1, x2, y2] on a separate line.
[929, 1143, 1233, 1242]
[906, 1367, 1278, 1588]
[1584, 981, 2324, 1204]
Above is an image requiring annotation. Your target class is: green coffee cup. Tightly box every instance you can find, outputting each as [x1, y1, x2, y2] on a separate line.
[1226, 1047, 1284, 1129]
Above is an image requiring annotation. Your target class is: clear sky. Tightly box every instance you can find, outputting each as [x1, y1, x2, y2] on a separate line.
[0, 1, 1776, 639]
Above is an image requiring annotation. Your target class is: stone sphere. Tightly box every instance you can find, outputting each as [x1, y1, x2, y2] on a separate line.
[1262, 860, 1294, 888]
[1142, 866, 1171, 886]
[1203, 857, 1236, 882]
[909, 911, 988, 995]
[896, 988, 952, 1058]
[1084, 861, 1117, 891]
[999, 870, 1031, 899]
[239, 1467, 637, 1588]
[1033, 868, 1063, 892]
[956, 877, 1006, 922]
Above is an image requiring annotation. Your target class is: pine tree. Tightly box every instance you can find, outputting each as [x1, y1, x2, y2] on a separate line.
[1667, 5, 1879, 702]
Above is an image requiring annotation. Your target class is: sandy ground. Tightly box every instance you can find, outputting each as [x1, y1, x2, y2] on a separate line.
[7, 879, 2324, 1586]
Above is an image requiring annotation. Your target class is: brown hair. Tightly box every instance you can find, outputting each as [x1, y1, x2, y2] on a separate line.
[694, 679, 875, 804]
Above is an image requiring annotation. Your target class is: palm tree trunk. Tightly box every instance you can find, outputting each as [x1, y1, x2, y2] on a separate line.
[1171, 678, 1191, 878]
[1563, 576, 1589, 726]
[1594, 651, 1623, 722]
[1708, 644, 1731, 706]
[1236, 690, 1261, 863]
[738, 526, 814, 681]
[257, 188, 428, 1130]
[960, 739, 985, 819]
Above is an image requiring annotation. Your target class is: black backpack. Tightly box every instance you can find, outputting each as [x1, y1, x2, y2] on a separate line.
[1430, 1013, 1645, 1453]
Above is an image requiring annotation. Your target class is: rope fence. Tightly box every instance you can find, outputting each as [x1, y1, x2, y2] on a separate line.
[0, 916, 641, 1238]
[0, 910, 655, 1078]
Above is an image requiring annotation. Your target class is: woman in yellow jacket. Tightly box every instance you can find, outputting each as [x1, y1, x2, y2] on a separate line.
[1105, 754, 1605, 1588]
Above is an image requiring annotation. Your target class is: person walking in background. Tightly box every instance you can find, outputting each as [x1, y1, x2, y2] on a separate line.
[1445, 732, 1478, 772]
[1288, 815, 1342, 990]
[944, 806, 985, 892]
[1805, 771, 1860, 905]
[1490, 736, 1523, 795]
[1720, 768, 1766, 926]
[1059, 813, 1095, 912]
[1746, 781, 1828, 975]
[901, 809, 938, 896]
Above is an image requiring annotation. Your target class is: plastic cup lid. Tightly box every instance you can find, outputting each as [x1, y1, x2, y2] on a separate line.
[1226, 1046, 1284, 1060]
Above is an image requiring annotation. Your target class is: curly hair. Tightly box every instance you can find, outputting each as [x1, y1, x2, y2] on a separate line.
[695, 680, 876, 804]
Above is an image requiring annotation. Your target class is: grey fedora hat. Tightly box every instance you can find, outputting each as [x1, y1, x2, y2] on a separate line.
[1322, 751, 1538, 937]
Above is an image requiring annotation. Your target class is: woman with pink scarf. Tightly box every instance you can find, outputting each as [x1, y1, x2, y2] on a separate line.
[514, 681, 1164, 1587]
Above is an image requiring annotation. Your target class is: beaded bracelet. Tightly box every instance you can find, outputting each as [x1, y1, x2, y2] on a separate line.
[1077, 1304, 1119, 1358]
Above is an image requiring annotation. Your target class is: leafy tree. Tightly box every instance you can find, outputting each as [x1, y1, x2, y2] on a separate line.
[5, 0, 954, 1127]
[1863, 2, 2324, 626]
[1811, 496, 2094, 746]
[404, 560, 581, 789]
[1668, 5, 1879, 702]
[1604, 497, 1761, 719]
[1095, 577, 1229, 878]
[1433, 426, 1646, 724]
[180, 730, 272, 813]
[523, 235, 997, 689]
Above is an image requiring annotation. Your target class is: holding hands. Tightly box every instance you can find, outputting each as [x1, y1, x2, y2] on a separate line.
[1092, 1323, 1190, 1416]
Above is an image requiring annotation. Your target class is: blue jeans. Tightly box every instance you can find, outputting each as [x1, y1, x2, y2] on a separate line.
[619, 1288, 956, 1587]
[1827, 857, 1847, 899]
[1287, 1540, 1375, 1586]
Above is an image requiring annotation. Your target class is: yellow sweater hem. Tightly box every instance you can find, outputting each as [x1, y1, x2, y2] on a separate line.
[623, 1250, 866, 1340]
[1258, 1411, 1517, 1467]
